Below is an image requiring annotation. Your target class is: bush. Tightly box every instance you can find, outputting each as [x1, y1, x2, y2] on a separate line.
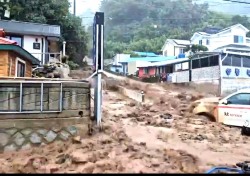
[68, 61, 80, 70]
[141, 76, 160, 83]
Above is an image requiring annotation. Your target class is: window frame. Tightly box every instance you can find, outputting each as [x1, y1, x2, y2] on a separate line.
[143, 68, 149, 74]
[234, 35, 244, 44]
[199, 40, 202, 45]
[15, 58, 26, 77]
[206, 39, 210, 45]
[6, 35, 24, 47]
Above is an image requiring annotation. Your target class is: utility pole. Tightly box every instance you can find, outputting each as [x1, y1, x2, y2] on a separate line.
[73, 0, 76, 16]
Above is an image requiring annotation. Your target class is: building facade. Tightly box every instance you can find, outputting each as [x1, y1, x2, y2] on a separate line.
[0, 20, 61, 65]
[191, 24, 250, 51]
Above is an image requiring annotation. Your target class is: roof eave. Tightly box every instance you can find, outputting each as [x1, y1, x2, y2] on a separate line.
[0, 44, 40, 65]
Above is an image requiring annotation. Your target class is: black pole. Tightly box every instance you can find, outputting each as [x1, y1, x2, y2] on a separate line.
[73, 0, 76, 16]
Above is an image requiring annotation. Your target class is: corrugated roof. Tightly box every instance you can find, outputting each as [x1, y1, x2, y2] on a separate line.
[133, 51, 158, 57]
[120, 56, 176, 63]
[137, 58, 189, 68]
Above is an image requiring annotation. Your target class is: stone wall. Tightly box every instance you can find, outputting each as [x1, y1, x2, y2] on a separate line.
[0, 118, 88, 152]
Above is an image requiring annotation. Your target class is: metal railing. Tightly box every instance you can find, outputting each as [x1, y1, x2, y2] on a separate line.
[0, 81, 63, 114]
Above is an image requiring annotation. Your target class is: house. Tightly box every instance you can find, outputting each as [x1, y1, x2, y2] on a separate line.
[83, 56, 93, 66]
[191, 24, 250, 51]
[0, 20, 61, 65]
[109, 63, 123, 73]
[137, 58, 189, 79]
[119, 56, 177, 76]
[0, 37, 40, 77]
[168, 50, 250, 96]
[161, 39, 190, 58]
[113, 54, 131, 65]
[213, 44, 250, 55]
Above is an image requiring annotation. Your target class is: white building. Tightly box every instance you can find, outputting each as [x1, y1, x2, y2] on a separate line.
[0, 20, 61, 65]
[113, 54, 130, 65]
[191, 24, 250, 51]
[161, 39, 190, 58]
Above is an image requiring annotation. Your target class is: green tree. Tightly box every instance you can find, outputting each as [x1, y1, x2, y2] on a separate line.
[99, 0, 245, 59]
[8, 0, 88, 66]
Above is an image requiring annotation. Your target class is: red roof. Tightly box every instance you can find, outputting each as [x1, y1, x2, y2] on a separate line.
[0, 37, 17, 45]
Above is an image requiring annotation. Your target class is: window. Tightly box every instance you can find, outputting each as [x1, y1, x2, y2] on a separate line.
[200, 57, 209, 67]
[227, 93, 250, 105]
[143, 68, 149, 74]
[231, 55, 242, 67]
[222, 55, 232, 66]
[206, 39, 210, 45]
[199, 40, 202, 45]
[6, 36, 23, 47]
[243, 57, 250, 68]
[209, 56, 219, 66]
[179, 48, 184, 54]
[234, 35, 244, 44]
[16, 59, 25, 77]
[192, 59, 200, 69]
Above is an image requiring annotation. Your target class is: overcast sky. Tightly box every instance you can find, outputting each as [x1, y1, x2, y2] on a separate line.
[68, 0, 101, 15]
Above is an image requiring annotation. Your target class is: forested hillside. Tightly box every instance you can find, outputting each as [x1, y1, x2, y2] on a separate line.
[100, 0, 250, 59]
[3, 0, 89, 66]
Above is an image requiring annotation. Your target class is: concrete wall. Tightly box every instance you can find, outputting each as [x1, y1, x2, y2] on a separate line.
[221, 78, 250, 96]
[0, 80, 91, 152]
[0, 81, 90, 119]
[171, 70, 189, 83]
[0, 117, 88, 152]
[192, 66, 220, 83]
[118, 86, 144, 103]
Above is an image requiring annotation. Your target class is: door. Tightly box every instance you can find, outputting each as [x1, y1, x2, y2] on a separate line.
[218, 93, 250, 127]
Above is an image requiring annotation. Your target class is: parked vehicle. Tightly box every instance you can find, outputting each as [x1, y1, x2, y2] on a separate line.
[206, 161, 250, 174]
[191, 89, 250, 127]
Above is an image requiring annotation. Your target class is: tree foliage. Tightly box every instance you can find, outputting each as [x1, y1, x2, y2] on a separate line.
[8, 0, 88, 66]
[100, 0, 250, 59]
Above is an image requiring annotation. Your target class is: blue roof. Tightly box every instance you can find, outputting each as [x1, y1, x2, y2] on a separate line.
[133, 51, 159, 57]
[119, 56, 177, 63]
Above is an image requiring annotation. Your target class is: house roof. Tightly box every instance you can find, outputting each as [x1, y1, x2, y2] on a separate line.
[191, 24, 249, 41]
[214, 44, 250, 51]
[218, 24, 249, 34]
[137, 58, 189, 68]
[0, 44, 40, 65]
[119, 56, 176, 63]
[202, 27, 222, 34]
[133, 51, 159, 57]
[0, 20, 61, 37]
[172, 39, 190, 46]
[0, 37, 17, 44]
[161, 39, 190, 51]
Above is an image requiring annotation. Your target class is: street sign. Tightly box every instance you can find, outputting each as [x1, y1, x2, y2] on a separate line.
[93, 12, 104, 71]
